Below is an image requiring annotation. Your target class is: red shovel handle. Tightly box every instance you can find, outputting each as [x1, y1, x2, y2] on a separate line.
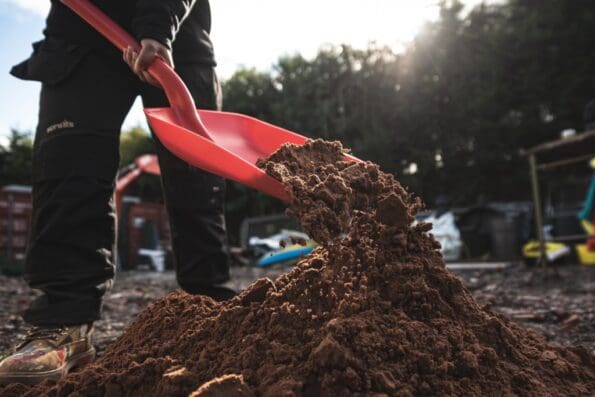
[60, 0, 213, 140]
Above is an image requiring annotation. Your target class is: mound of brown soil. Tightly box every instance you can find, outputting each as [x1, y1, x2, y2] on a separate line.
[2, 139, 593, 396]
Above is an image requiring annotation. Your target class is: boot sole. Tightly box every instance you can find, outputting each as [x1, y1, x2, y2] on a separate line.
[0, 347, 96, 386]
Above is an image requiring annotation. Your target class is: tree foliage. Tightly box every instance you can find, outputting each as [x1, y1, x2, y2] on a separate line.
[222, 0, 595, 209]
[0, 130, 33, 186]
[119, 126, 155, 167]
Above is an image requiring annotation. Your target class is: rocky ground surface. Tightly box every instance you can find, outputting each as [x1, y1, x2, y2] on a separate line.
[0, 262, 593, 359]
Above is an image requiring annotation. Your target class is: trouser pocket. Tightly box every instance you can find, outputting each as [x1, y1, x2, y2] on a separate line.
[11, 37, 90, 85]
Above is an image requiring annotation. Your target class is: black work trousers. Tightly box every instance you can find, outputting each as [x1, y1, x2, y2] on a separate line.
[17, 39, 230, 326]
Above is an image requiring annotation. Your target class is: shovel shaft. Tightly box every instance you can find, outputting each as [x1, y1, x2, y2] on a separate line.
[60, 0, 212, 140]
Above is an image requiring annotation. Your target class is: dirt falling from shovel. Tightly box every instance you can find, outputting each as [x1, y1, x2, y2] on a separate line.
[2, 139, 594, 396]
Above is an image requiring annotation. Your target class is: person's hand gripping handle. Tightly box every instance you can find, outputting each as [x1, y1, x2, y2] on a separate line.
[123, 39, 174, 87]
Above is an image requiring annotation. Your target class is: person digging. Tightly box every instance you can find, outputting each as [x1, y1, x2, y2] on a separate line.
[0, 0, 236, 385]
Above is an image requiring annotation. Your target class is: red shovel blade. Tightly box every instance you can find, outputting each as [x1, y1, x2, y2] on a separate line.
[145, 108, 309, 202]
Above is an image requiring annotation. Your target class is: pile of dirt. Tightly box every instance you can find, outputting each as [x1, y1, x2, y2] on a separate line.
[2, 139, 594, 396]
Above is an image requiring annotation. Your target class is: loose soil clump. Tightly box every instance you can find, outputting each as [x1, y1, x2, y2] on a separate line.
[2, 139, 594, 396]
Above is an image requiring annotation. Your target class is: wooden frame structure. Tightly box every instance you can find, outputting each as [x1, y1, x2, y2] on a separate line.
[520, 130, 595, 264]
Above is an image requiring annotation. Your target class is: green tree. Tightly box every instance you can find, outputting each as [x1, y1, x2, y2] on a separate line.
[222, 68, 280, 122]
[119, 126, 155, 167]
[0, 130, 33, 186]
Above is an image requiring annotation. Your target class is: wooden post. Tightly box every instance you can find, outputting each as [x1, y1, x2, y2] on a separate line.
[529, 154, 546, 265]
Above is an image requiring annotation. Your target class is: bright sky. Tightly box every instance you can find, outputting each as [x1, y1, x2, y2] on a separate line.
[0, 0, 487, 141]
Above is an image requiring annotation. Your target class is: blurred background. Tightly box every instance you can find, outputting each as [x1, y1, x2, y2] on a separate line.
[1, 0, 594, 269]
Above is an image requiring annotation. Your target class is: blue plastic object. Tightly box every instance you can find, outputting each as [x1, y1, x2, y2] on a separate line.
[256, 246, 315, 267]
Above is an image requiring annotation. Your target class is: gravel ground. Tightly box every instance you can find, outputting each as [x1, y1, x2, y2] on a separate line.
[0, 262, 593, 359]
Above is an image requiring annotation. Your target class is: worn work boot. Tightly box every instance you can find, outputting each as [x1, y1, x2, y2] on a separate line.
[0, 324, 95, 385]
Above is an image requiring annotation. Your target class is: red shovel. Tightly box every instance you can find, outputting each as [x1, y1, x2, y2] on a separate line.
[61, 0, 316, 202]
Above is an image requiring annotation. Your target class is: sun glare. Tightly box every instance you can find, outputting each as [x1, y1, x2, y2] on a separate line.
[364, 1, 439, 49]
[211, 0, 443, 77]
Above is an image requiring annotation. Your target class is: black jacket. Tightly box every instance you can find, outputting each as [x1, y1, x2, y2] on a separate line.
[44, 0, 215, 65]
